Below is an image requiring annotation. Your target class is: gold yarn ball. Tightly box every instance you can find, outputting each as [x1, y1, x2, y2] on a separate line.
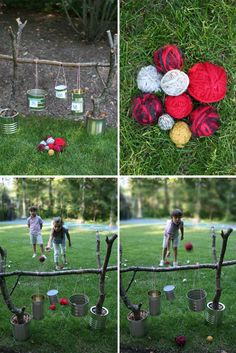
[206, 336, 213, 343]
[170, 121, 191, 148]
[48, 149, 55, 156]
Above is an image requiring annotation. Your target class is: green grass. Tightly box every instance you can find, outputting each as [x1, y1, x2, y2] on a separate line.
[120, 223, 236, 353]
[120, 0, 236, 175]
[0, 223, 117, 353]
[0, 116, 117, 175]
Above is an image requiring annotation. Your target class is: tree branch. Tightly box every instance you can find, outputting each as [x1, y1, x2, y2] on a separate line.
[212, 228, 233, 309]
[96, 231, 102, 269]
[0, 54, 110, 68]
[125, 270, 137, 293]
[95, 233, 117, 314]
[211, 226, 217, 264]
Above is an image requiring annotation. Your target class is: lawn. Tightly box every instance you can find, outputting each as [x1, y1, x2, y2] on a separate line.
[120, 223, 236, 353]
[0, 222, 117, 353]
[120, 0, 236, 175]
[0, 116, 117, 175]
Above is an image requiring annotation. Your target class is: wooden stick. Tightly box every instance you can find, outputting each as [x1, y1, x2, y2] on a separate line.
[95, 233, 117, 315]
[211, 226, 217, 263]
[212, 228, 233, 310]
[120, 260, 236, 273]
[0, 54, 110, 68]
[96, 231, 102, 269]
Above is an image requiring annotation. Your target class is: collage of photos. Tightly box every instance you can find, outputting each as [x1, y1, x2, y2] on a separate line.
[0, 1, 236, 353]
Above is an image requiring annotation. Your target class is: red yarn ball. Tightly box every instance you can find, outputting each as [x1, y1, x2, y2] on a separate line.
[190, 105, 220, 137]
[49, 304, 56, 310]
[54, 138, 67, 147]
[165, 94, 193, 119]
[175, 335, 186, 347]
[188, 62, 227, 103]
[48, 143, 55, 150]
[54, 144, 63, 153]
[37, 144, 45, 152]
[132, 93, 163, 126]
[185, 242, 193, 251]
[153, 44, 184, 73]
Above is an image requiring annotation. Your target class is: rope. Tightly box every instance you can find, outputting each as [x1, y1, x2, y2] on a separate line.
[35, 59, 38, 89]
[55, 63, 67, 88]
[76, 64, 80, 90]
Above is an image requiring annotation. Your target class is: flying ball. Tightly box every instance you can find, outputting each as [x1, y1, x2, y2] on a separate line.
[175, 335, 186, 347]
[206, 336, 213, 343]
[48, 149, 55, 156]
[185, 242, 193, 251]
[39, 255, 46, 262]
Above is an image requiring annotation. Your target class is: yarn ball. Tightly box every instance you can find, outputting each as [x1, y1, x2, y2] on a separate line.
[49, 304, 56, 310]
[48, 143, 55, 150]
[175, 335, 186, 347]
[48, 149, 55, 156]
[206, 336, 213, 343]
[37, 144, 46, 152]
[190, 105, 220, 137]
[158, 114, 175, 130]
[39, 140, 47, 146]
[44, 145, 49, 151]
[185, 242, 193, 251]
[46, 137, 55, 144]
[137, 65, 163, 93]
[188, 62, 227, 103]
[161, 70, 189, 96]
[59, 298, 69, 305]
[39, 255, 46, 262]
[165, 93, 193, 119]
[153, 44, 184, 73]
[132, 93, 163, 125]
[170, 121, 192, 148]
[54, 137, 67, 147]
[54, 145, 62, 152]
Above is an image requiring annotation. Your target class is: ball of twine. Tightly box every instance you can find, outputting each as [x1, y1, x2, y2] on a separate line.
[165, 93, 193, 119]
[153, 44, 184, 73]
[131, 93, 163, 126]
[169, 121, 192, 148]
[190, 105, 220, 137]
[137, 65, 163, 93]
[161, 70, 189, 96]
[188, 62, 227, 103]
[158, 114, 175, 130]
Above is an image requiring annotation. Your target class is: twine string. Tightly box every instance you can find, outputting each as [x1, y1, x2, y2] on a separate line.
[35, 59, 38, 89]
[55, 63, 67, 88]
[76, 64, 80, 90]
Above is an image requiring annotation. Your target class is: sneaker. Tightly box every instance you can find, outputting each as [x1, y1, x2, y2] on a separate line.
[159, 259, 164, 266]
[173, 262, 178, 267]
[55, 265, 60, 271]
[32, 253, 37, 258]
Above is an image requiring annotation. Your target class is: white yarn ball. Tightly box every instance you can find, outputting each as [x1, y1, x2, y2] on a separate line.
[44, 145, 49, 151]
[46, 137, 55, 144]
[158, 114, 175, 130]
[161, 69, 189, 96]
[39, 140, 47, 146]
[137, 65, 163, 93]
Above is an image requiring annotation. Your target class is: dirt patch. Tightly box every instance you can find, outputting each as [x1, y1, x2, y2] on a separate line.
[0, 347, 21, 353]
[0, 9, 117, 127]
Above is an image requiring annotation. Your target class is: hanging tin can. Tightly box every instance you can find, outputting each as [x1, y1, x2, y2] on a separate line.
[55, 85, 67, 99]
[31, 294, 45, 320]
[27, 89, 47, 111]
[163, 285, 175, 301]
[0, 109, 19, 134]
[71, 89, 85, 115]
[47, 289, 59, 304]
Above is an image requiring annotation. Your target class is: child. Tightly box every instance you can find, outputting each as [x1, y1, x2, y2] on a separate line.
[159, 209, 184, 267]
[46, 217, 71, 270]
[27, 206, 46, 259]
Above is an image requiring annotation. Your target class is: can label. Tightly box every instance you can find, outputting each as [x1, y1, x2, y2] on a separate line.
[56, 90, 67, 99]
[29, 98, 40, 108]
[71, 98, 83, 113]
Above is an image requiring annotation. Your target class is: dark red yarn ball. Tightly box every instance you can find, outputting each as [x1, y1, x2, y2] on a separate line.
[188, 62, 227, 103]
[132, 93, 163, 125]
[175, 335, 186, 347]
[185, 242, 193, 251]
[190, 105, 220, 137]
[165, 94, 193, 119]
[153, 44, 184, 73]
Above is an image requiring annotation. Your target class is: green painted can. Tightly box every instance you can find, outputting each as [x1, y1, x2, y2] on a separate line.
[86, 117, 106, 135]
[0, 109, 19, 134]
[71, 89, 85, 115]
[55, 85, 67, 99]
[27, 89, 47, 111]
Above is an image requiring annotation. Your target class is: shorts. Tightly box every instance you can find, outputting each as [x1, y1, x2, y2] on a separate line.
[162, 235, 179, 248]
[30, 233, 43, 245]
